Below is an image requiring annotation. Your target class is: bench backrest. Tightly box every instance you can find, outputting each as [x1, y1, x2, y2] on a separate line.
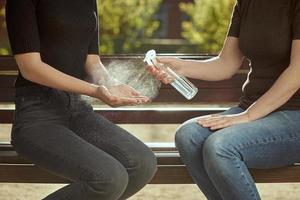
[0, 55, 249, 103]
[0, 55, 249, 124]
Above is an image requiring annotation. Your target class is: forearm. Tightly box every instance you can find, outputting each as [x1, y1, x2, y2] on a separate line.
[21, 61, 98, 97]
[85, 56, 119, 86]
[178, 37, 244, 81]
[246, 66, 300, 120]
[180, 56, 239, 81]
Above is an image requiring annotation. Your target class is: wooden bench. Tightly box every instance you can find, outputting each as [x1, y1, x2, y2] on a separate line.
[1, 55, 300, 185]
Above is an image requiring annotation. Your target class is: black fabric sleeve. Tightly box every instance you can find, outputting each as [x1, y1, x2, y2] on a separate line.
[88, 0, 99, 55]
[293, 1, 300, 39]
[227, 0, 242, 37]
[5, 0, 40, 55]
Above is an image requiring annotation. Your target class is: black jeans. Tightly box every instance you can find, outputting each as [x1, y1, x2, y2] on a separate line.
[11, 86, 157, 200]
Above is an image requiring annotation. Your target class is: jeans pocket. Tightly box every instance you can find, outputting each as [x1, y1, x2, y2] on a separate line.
[14, 94, 52, 124]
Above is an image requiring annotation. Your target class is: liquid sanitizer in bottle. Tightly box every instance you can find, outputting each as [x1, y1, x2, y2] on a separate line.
[144, 49, 198, 100]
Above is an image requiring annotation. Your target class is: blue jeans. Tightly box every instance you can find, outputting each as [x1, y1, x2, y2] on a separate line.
[175, 106, 300, 200]
[11, 86, 157, 200]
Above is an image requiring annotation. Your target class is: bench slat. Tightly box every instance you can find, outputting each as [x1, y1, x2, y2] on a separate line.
[0, 142, 177, 152]
[1, 163, 300, 184]
[0, 143, 180, 165]
[1, 143, 300, 184]
[0, 151, 183, 166]
[0, 164, 194, 184]
[0, 108, 231, 124]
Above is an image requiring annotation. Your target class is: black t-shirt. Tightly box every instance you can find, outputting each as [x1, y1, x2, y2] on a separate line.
[5, 0, 99, 87]
[228, 0, 300, 110]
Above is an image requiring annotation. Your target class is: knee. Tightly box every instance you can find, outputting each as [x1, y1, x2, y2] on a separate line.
[86, 162, 128, 200]
[203, 133, 239, 167]
[175, 121, 209, 152]
[131, 145, 157, 183]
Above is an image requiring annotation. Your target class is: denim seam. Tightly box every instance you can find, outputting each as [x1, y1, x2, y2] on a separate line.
[233, 157, 259, 200]
[225, 136, 300, 200]
[236, 135, 300, 151]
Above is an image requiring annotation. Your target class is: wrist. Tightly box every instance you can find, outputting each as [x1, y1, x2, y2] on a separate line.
[176, 59, 186, 76]
[244, 109, 257, 122]
[87, 83, 100, 98]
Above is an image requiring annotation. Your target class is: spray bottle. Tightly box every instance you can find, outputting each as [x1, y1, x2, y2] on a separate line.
[144, 49, 198, 100]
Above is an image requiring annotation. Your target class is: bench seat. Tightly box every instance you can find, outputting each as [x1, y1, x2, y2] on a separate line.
[1, 142, 300, 184]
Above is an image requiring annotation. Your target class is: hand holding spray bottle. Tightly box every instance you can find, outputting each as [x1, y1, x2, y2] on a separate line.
[144, 50, 198, 100]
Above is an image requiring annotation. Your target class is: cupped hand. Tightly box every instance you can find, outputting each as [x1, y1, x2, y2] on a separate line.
[197, 112, 251, 130]
[93, 84, 149, 107]
[147, 57, 183, 84]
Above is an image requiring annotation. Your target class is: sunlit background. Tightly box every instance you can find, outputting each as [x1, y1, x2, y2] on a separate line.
[0, 0, 235, 55]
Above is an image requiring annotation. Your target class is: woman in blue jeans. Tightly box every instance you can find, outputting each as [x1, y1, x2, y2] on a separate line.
[149, 0, 300, 199]
[6, 0, 157, 199]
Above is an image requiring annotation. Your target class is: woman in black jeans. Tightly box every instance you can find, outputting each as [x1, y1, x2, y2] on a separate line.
[5, 0, 157, 199]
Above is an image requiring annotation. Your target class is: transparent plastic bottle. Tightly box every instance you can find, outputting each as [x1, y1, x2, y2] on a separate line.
[144, 49, 198, 100]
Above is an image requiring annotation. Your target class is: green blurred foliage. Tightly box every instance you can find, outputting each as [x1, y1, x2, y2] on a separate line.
[98, 0, 162, 54]
[0, 4, 10, 55]
[180, 0, 236, 53]
[0, 0, 237, 55]
[0, 6, 4, 27]
[0, 48, 9, 55]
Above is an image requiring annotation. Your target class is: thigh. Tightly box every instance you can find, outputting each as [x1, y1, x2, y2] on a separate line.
[175, 106, 245, 145]
[12, 123, 126, 182]
[69, 108, 155, 168]
[208, 110, 300, 168]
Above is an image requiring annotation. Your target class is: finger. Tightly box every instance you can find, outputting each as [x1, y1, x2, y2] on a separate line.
[211, 118, 235, 130]
[198, 116, 228, 128]
[197, 114, 220, 120]
[158, 73, 169, 82]
[119, 96, 151, 105]
[136, 96, 150, 103]
[210, 122, 232, 130]
[197, 114, 221, 124]
[129, 88, 141, 96]
[147, 66, 159, 75]
[134, 97, 144, 104]
[155, 71, 172, 84]
[109, 96, 138, 106]
[117, 87, 148, 101]
[157, 71, 168, 81]
[126, 91, 149, 102]
[210, 126, 224, 131]
[162, 77, 172, 84]
[200, 118, 226, 128]
[203, 116, 225, 124]
[118, 86, 139, 97]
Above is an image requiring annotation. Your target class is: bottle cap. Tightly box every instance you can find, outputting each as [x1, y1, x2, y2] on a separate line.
[144, 49, 157, 66]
